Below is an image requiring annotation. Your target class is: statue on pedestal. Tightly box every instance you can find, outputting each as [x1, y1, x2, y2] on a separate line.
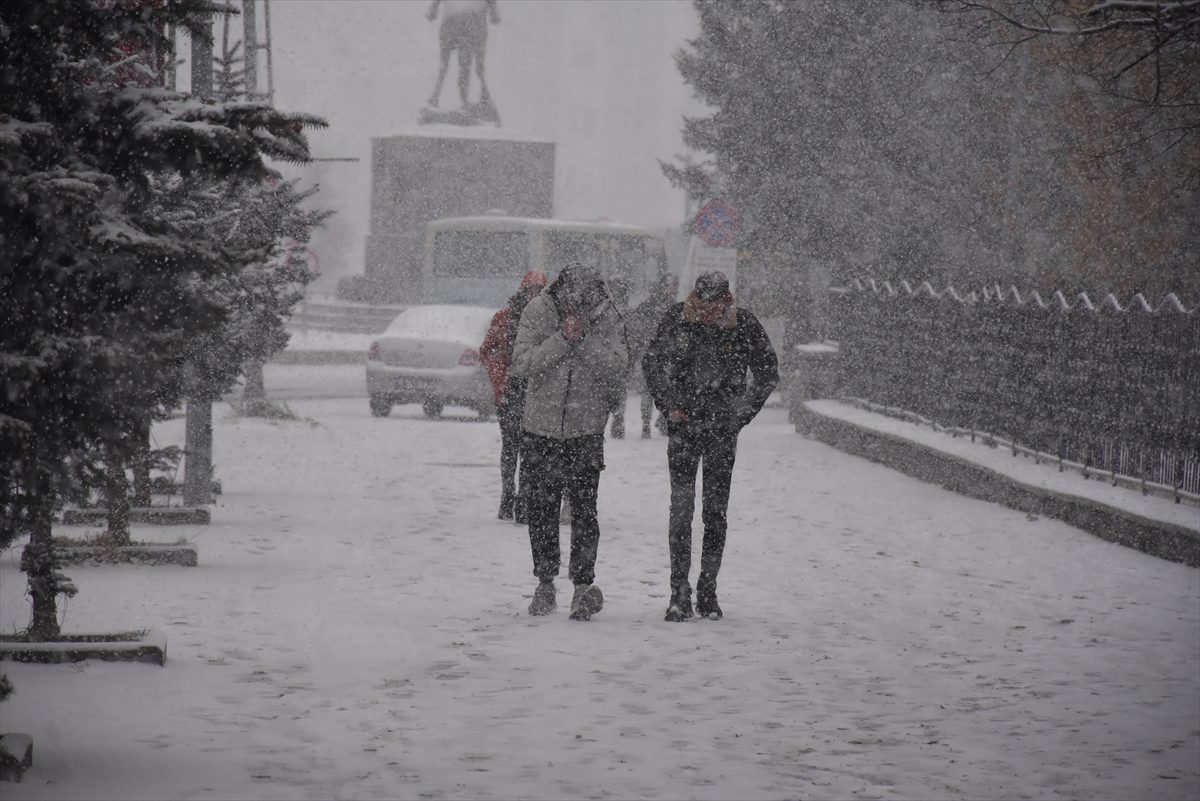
[422, 0, 501, 126]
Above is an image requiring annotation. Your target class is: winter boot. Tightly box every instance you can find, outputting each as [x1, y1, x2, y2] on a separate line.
[498, 493, 514, 521]
[696, 574, 722, 620]
[528, 579, 556, 616]
[568, 584, 604, 621]
[664, 584, 694, 622]
[513, 495, 527, 525]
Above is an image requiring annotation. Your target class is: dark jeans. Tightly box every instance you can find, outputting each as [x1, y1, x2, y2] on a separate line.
[640, 392, 655, 434]
[667, 426, 738, 590]
[497, 396, 525, 503]
[523, 432, 604, 586]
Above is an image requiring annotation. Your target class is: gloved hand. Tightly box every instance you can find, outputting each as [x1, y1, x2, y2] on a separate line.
[561, 312, 584, 342]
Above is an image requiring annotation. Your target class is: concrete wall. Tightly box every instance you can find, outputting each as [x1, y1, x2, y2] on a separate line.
[360, 132, 555, 303]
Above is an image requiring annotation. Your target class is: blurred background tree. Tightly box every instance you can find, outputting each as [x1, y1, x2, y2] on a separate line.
[665, 0, 1197, 308]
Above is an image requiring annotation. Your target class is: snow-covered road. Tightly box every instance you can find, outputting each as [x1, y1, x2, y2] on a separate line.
[2, 378, 1197, 800]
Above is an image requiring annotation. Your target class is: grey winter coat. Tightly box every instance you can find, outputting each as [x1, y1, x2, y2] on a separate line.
[510, 286, 629, 440]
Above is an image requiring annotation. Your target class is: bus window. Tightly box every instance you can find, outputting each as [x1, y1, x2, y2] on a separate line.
[544, 231, 649, 287]
[432, 230, 529, 279]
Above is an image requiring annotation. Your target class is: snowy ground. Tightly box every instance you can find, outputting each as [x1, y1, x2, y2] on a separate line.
[1, 365, 1197, 801]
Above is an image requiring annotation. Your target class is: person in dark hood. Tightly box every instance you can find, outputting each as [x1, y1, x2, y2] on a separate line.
[480, 270, 548, 521]
[509, 262, 629, 620]
[642, 271, 779, 621]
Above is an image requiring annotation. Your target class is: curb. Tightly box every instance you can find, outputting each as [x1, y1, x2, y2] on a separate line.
[271, 350, 365, 365]
[60, 507, 210, 526]
[0, 630, 167, 666]
[54, 543, 198, 567]
[793, 403, 1199, 567]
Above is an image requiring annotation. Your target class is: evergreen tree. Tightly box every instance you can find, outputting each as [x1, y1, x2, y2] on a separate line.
[0, 0, 326, 639]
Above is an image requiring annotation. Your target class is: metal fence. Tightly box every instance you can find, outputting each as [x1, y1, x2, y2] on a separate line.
[829, 280, 1200, 503]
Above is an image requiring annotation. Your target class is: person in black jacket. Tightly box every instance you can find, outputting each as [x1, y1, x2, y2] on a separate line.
[642, 271, 779, 621]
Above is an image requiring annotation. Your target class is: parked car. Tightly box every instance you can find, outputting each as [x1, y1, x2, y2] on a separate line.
[365, 304, 497, 419]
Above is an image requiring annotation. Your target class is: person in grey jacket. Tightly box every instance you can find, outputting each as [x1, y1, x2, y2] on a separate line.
[510, 262, 629, 620]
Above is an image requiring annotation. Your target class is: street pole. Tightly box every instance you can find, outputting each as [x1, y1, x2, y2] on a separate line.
[243, 0, 258, 98]
[240, 0, 269, 404]
[184, 16, 215, 508]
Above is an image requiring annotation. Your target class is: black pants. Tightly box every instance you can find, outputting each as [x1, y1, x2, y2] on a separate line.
[640, 392, 655, 434]
[523, 432, 604, 586]
[667, 426, 738, 590]
[497, 395, 525, 503]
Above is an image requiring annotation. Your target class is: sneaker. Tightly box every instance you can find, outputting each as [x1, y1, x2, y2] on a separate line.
[568, 584, 604, 621]
[528, 580, 556, 616]
[696, 576, 721, 620]
[664, 585, 693, 622]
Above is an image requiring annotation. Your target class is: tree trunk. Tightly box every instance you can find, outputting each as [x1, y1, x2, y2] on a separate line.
[103, 446, 132, 547]
[243, 358, 266, 402]
[184, 397, 214, 507]
[131, 422, 152, 507]
[23, 475, 61, 641]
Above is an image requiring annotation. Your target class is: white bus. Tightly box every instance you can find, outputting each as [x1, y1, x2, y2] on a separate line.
[422, 215, 670, 308]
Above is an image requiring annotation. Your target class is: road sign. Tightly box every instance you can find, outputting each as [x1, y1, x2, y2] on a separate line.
[693, 200, 741, 248]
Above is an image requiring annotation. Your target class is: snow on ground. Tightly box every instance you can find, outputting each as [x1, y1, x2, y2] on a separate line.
[1, 368, 1198, 800]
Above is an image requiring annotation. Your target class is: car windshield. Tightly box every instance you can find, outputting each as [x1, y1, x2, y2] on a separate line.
[386, 306, 494, 339]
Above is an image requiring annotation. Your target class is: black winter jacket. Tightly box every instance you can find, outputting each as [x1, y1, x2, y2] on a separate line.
[642, 297, 779, 431]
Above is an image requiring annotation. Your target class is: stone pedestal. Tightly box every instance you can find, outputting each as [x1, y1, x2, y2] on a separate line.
[356, 127, 555, 304]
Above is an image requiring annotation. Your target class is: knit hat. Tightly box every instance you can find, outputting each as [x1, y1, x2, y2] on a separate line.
[519, 271, 548, 291]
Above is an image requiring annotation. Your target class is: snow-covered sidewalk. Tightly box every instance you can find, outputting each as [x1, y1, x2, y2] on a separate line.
[1, 394, 1197, 800]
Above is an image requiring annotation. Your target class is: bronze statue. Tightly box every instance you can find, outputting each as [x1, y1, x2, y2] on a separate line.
[425, 0, 500, 123]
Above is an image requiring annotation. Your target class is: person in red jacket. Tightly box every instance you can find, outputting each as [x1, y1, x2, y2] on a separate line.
[480, 271, 548, 520]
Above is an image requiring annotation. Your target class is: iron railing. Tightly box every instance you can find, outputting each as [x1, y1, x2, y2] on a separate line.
[829, 280, 1200, 504]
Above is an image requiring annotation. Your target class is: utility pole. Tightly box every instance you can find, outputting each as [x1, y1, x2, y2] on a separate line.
[184, 17, 215, 508]
[240, 0, 270, 403]
[243, 0, 258, 97]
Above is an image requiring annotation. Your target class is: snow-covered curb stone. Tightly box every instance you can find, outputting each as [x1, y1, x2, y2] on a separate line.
[0, 630, 166, 666]
[61, 507, 210, 525]
[794, 400, 1200, 567]
[53, 543, 198, 567]
[271, 349, 364, 365]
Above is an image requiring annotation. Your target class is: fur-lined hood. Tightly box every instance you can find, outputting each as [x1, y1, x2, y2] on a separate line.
[681, 290, 738, 329]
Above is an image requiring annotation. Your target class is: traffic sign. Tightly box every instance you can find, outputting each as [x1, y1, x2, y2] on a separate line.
[693, 200, 741, 248]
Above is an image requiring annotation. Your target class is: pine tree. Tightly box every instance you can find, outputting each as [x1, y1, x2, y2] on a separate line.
[0, 0, 326, 639]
